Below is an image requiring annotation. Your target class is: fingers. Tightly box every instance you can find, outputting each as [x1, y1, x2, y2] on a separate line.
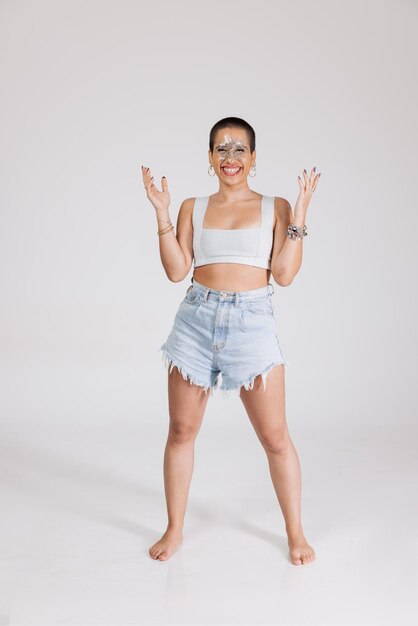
[141, 165, 169, 195]
[311, 167, 321, 192]
[298, 167, 321, 193]
[312, 172, 321, 191]
[141, 165, 155, 193]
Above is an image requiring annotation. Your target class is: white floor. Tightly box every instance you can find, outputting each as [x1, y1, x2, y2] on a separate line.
[1, 368, 417, 626]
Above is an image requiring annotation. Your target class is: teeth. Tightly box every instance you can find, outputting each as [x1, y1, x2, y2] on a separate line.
[223, 167, 240, 173]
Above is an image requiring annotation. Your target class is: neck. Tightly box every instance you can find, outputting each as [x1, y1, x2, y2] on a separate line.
[216, 182, 254, 202]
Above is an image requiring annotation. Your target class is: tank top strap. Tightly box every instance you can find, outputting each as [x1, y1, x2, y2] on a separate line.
[262, 195, 275, 230]
[257, 195, 275, 258]
[192, 197, 208, 264]
[192, 196, 208, 235]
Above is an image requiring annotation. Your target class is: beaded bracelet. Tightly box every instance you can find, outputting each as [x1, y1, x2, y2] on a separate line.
[287, 223, 307, 240]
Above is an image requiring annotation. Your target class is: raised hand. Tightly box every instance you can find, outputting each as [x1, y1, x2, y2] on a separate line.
[141, 165, 170, 214]
[294, 167, 321, 217]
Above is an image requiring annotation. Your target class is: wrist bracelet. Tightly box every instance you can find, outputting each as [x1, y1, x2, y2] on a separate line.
[287, 223, 307, 240]
[157, 224, 174, 236]
[157, 224, 173, 235]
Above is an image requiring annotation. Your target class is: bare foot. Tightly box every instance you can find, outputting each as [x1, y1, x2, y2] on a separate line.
[149, 529, 183, 561]
[287, 530, 316, 565]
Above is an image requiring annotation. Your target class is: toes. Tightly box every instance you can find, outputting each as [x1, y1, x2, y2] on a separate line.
[158, 552, 168, 560]
[149, 546, 162, 559]
[289, 542, 316, 565]
[301, 551, 315, 564]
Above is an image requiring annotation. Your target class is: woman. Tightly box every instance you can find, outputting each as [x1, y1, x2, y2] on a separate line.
[141, 117, 320, 565]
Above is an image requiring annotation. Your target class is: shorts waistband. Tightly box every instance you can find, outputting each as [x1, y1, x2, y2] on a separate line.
[190, 277, 274, 305]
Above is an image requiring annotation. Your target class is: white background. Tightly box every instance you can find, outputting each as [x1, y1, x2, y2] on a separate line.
[1, 1, 417, 624]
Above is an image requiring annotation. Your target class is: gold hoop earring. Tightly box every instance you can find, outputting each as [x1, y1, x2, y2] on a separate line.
[208, 164, 216, 177]
[249, 163, 256, 177]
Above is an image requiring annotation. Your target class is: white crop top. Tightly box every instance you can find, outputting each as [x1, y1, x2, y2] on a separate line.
[192, 195, 275, 269]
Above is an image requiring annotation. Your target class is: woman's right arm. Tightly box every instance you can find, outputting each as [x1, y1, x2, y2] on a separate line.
[141, 166, 194, 282]
[156, 197, 195, 282]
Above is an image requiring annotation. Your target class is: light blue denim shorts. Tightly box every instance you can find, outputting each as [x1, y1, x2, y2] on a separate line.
[159, 278, 290, 397]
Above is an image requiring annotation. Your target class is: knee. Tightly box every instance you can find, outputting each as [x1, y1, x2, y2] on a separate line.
[260, 428, 291, 455]
[168, 420, 198, 444]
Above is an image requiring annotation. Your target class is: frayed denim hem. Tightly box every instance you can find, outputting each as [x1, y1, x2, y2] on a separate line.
[159, 343, 289, 399]
[215, 359, 289, 399]
[159, 343, 215, 396]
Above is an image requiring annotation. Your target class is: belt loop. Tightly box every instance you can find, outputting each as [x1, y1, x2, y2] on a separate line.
[235, 291, 240, 307]
[268, 282, 274, 296]
[204, 288, 210, 301]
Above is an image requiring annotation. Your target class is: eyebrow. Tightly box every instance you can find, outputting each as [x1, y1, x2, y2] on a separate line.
[216, 143, 248, 148]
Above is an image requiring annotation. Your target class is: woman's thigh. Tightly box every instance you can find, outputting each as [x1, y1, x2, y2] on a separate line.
[167, 367, 210, 436]
[239, 363, 289, 444]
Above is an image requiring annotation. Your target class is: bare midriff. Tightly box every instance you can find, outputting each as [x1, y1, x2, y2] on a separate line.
[192, 264, 271, 292]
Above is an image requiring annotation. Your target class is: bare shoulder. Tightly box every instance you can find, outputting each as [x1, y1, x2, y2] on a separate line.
[176, 197, 196, 226]
[273, 196, 292, 227]
[179, 196, 196, 215]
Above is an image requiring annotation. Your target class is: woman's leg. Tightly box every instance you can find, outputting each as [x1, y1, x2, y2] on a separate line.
[239, 364, 316, 565]
[149, 367, 210, 561]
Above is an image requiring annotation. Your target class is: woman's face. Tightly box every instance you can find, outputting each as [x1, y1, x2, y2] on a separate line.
[209, 127, 255, 182]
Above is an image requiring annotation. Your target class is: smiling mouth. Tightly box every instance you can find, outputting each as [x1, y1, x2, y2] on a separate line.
[221, 166, 242, 176]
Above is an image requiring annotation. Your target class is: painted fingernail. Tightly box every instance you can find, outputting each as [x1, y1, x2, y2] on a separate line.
[313, 166, 316, 172]
[304, 169, 307, 173]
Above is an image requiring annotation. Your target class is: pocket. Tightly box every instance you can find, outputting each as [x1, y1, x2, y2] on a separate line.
[182, 287, 202, 306]
[242, 297, 274, 316]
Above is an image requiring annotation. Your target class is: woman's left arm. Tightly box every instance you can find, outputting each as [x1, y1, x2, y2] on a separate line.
[271, 167, 321, 286]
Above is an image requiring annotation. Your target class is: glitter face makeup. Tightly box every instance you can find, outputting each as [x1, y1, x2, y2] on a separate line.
[214, 134, 251, 163]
